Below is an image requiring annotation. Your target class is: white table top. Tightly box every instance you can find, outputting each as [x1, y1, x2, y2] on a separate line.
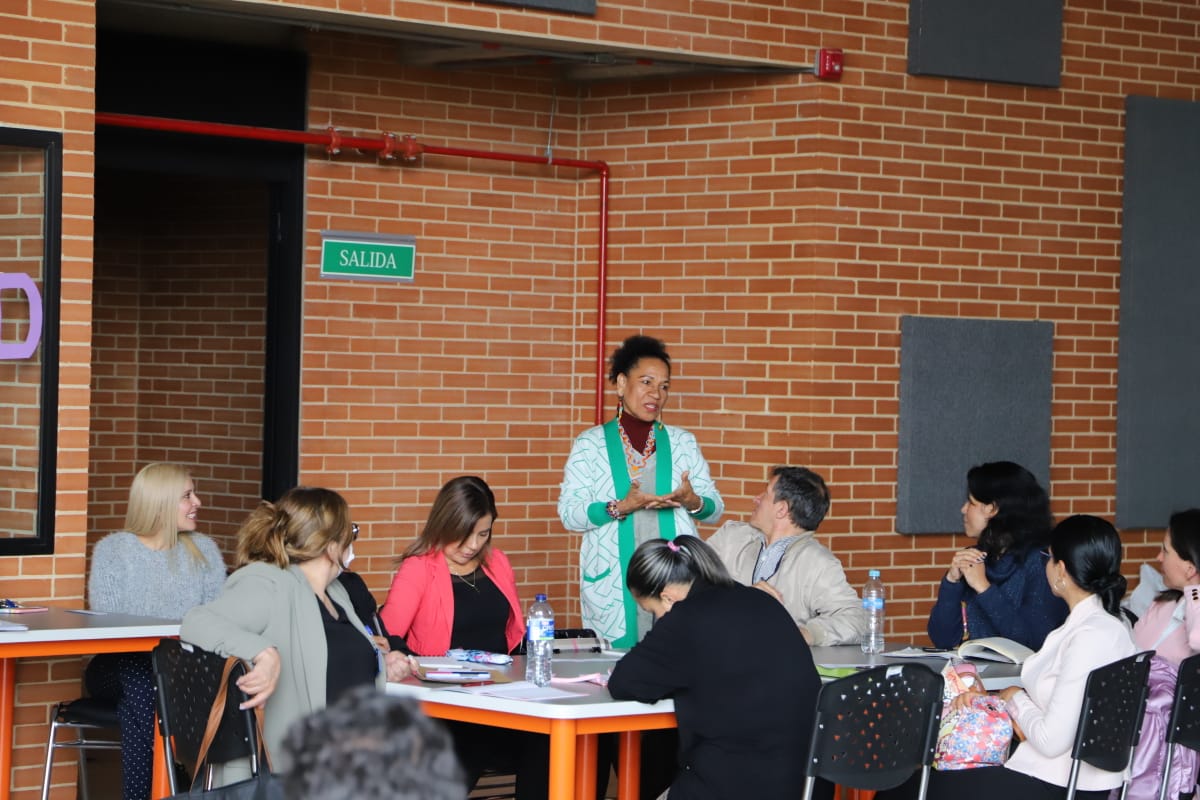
[387, 653, 675, 720]
[0, 606, 180, 645]
[809, 644, 1024, 690]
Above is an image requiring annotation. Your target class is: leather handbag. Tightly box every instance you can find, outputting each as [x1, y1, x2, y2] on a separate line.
[933, 660, 1014, 770]
[169, 658, 282, 800]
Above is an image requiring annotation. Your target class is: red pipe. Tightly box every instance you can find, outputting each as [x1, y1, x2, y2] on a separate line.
[95, 111, 612, 425]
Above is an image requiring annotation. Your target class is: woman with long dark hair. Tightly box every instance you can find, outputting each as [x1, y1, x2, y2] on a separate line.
[608, 535, 822, 800]
[927, 461, 1067, 649]
[1123, 509, 1200, 800]
[380, 475, 545, 800]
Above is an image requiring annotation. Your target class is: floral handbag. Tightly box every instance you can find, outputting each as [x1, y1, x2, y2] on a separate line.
[933, 660, 1014, 770]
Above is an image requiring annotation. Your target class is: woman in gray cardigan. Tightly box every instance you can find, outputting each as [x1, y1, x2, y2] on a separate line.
[182, 486, 417, 767]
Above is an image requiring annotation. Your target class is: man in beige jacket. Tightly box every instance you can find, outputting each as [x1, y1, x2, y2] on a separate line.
[706, 466, 868, 646]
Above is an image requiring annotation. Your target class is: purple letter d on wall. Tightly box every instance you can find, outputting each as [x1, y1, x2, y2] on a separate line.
[0, 272, 43, 360]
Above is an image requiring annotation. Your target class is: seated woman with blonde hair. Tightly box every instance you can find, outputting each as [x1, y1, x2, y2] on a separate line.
[182, 486, 417, 767]
[87, 463, 226, 800]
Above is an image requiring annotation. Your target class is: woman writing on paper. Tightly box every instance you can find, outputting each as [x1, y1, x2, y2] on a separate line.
[887, 514, 1135, 800]
[380, 475, 546, 800]
[608, 535, 824, 800]
[557, 334, 724, 650]
[87, 463, 227, 800]
[182, 487, 417, 768]
[927, 461, 1067, 650]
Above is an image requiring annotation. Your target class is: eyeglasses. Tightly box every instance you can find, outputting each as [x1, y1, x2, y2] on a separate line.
[351, 523, 360, 541]
[1041, 548, 1052, 558]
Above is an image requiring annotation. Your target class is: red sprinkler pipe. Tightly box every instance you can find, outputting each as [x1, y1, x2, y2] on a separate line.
[95, 112, 612, 425]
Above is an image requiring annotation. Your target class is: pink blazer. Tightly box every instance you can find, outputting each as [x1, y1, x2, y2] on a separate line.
[379, 548, 525, 656]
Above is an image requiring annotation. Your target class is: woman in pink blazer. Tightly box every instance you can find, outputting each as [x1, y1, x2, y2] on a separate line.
[380, 475, 545, 800]
[380, 475, 523, 656]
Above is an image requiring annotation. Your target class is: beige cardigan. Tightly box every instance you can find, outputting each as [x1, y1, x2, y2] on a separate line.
[706, 520, 868, 646]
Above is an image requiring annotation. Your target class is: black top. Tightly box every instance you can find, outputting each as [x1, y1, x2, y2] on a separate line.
[449, 569, 510, 654]
[318, 595, 378, 705]
[336, 570, 412, 654]
[608, 581, 821, 800]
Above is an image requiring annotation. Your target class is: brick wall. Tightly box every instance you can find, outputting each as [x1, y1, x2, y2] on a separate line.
[1, 0, 1199, 796]
[0, 0, 96, 794]
[0, 148, 45, 537]
[89, 171, 270, 558]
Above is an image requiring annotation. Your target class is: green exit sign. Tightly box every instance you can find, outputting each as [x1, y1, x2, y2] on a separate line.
[320, 232, 416, 282]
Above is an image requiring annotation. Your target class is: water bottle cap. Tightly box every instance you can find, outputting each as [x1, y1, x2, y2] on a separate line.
[535, 593, 547, 601]
[868, 569, 880, 578]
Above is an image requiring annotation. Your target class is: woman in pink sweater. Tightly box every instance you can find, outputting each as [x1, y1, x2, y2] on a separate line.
[1126, 509, 1200, 800]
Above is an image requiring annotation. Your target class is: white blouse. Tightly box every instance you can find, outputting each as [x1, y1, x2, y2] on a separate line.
[1004, 593, 1136, 790]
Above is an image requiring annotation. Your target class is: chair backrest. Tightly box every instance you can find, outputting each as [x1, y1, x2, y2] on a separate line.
[1072, 650, 1154, 772]
[151, 639, 259, 793]
[804, 663, 944, 792]
[1167, 651, 1200, 751]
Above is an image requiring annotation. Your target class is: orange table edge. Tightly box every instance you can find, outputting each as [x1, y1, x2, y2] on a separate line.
[0, 636, 175, 800]
[418, 699, 675, 800]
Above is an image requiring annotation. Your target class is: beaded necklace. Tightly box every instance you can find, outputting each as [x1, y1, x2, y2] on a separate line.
[618, 418, 657, 480]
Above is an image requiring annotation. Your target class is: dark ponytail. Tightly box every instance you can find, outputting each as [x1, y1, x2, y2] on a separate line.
[626, 535, 735, 599]
[1049, 514, 1126, 617]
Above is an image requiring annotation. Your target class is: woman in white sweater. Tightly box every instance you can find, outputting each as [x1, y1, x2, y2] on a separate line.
[86, 463, 227, 800]
[932, 514, 1134, 800]
[882, 514, 1135, 800]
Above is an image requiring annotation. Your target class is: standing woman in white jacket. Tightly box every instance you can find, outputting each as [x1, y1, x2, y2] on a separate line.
[557, 334, 723, 650]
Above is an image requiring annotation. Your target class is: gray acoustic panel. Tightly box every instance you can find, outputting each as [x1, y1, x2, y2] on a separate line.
[908, 0, 1062, 88]
[1116, 96, 1200, 528]
[897, 316, 1054, 533]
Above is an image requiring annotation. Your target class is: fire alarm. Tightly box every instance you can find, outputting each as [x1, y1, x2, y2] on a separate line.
[815, 48, 844, 80]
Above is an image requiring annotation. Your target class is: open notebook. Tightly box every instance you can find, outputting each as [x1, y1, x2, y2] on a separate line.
[890, 636, 1035, 665]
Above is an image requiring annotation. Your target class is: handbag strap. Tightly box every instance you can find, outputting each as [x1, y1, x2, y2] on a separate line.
[191, 658, 273, 785]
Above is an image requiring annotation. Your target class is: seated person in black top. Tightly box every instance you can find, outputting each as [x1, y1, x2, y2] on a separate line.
[608, 535, 830, 800]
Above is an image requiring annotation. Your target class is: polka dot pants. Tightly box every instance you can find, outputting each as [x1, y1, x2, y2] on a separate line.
[85, 652, 155, 800]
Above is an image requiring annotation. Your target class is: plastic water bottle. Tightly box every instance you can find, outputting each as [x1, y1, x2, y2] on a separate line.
[525, 593, 555, 686]
[861, 569, 886, 654]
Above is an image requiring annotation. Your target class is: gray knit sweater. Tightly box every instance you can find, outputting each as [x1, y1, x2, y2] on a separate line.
[88, 531, 227, 619]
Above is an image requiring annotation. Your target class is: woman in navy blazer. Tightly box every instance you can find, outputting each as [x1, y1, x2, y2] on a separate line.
[608, 535, 824, 800]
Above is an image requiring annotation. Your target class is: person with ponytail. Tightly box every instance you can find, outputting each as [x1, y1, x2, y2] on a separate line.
[182, 487, 417, 771]
[86, 463, 227, 800]
[607, 535, 823, 800]
[558, 335, 724, 650]
[885, 514, 1135, 800]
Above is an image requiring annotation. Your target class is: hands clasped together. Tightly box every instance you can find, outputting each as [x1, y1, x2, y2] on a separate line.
[947, 547, 992, 593]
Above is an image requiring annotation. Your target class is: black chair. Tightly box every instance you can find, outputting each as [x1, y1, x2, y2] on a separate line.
[40, 697, 121, 800]
[1067, 650, 1154, 800]
[1159, 652, 1200, 800]
[801, 663, 944, 800]
[151, 639, 262, 794]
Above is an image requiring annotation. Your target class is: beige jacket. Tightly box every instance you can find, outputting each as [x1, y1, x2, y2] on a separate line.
[706, 521, 867, 646]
